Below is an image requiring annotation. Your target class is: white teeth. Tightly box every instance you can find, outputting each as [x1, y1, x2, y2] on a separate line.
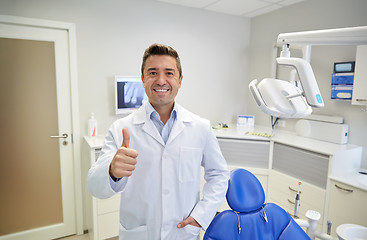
[155, 89, 168, 92]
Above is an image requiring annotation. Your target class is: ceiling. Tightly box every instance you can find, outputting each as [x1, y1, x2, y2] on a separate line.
[156, 0, 305, 18]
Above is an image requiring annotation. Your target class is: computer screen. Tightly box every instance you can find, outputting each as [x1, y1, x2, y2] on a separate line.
[115, 76, 148, 115]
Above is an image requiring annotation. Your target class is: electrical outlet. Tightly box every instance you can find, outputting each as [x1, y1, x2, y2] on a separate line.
[277, 120, 286, 127]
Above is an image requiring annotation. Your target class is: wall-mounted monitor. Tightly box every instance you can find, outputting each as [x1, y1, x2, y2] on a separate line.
[115, 76, 148, 115]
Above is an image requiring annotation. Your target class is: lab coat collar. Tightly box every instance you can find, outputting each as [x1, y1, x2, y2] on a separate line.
[132, 102, 192, 124]
[132, 102, 193, 146]
[145, 101, 177, 123]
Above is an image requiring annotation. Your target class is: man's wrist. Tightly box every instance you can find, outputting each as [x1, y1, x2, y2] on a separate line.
[109, 165, 121, 182]
[110, 175, 122, 182]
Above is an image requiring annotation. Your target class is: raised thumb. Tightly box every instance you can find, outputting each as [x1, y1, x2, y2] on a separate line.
[122, 128, 130, 148]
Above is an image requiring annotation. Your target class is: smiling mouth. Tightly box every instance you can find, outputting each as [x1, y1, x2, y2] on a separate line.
[154, 89, 169, 92]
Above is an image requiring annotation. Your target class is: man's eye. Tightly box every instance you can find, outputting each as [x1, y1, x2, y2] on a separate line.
[167, 72, 174, 75]
[149, 72, 157, 75]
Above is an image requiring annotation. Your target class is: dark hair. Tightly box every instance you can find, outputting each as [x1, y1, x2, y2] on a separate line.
[141, 43, 182, 77]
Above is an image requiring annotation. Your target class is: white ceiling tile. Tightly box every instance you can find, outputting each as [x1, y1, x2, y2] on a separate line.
[261, 0, 284, 3]
[155, 0, 306, 17]
[244, 4, 282, 17]
[205, 0, 270, 16]
[156, 0, 218, 9]
[279, 0, 304, 6]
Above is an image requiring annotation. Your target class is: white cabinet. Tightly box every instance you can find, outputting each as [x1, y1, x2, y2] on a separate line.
[84, 136, 120, 240]
[352, 45, 367, 105]
[272, 143, 329, 189]
[327, 180, 367, 237]
[269, 170, 326, 230]
[94, 193, 120, 240]
[200, 137, 271, 212]
[270, 142, 329, 230]
[217, 137, 270, 195]
[216, 137, 270, 205]
[217, 138, 270, 169]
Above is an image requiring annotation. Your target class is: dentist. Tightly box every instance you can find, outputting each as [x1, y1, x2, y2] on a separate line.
[88, 43, 229, 240]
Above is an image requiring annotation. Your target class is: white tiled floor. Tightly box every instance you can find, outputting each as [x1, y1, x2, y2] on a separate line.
[58, 234, 89, 240]
[59, 234, 118, 240]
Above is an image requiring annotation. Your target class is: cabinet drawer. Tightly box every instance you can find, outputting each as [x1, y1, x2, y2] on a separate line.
[268, 188, 323, 219]
[273, 143, 328, 189]
[327, 180, 367, 236]
[218, 138, 270, 168]
[97, 194, 121, 215]
[98, 211, 119, 240]
[269, 171, 325, 211]
[268, 195, 323, 231]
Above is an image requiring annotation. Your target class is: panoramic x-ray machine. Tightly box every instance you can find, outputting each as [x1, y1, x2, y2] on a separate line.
[249, 26, 367, 240]
[250, 26, 367, 120]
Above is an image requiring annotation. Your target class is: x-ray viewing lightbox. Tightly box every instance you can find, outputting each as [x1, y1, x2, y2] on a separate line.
[115, 76, 148, 115]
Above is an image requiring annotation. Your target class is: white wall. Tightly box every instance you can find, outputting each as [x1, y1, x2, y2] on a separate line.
[0, 0, 250, 136]
[2, 0, 366, 167]
[248, 0, 367, 168]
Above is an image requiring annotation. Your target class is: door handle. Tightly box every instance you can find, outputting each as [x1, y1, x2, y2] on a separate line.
[50, 133, 68, 139]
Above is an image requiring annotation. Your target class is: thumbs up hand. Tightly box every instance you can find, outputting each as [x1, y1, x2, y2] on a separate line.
[121, 128, 130, 148]
[109, 128, 138, 180]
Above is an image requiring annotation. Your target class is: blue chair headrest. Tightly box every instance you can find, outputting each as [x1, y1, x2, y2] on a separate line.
[226, 168, 265, 213]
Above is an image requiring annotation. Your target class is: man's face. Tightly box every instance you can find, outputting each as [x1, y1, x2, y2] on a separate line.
[141, 55, 183, 109]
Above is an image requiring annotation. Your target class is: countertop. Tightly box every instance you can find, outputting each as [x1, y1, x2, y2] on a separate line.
[213, 125, 366, 192]
[84, 135, 105, 149]
[213, 126, 272, 141]
[84, 125, 366, 191]
[213, 125, 362, 156]
[330, 173, 367, 192]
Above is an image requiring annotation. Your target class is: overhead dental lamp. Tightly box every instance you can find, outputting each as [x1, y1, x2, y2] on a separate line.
[249, 26, 367, 119]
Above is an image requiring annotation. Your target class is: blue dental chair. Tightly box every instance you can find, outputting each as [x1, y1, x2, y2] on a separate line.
[204, 168, 310, 240]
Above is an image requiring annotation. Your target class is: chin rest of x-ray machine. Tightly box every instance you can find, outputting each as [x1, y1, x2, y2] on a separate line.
[203, 168, 310, 240]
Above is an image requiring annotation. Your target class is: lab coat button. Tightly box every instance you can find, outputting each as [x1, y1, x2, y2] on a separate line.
[163, 189, 170, 195]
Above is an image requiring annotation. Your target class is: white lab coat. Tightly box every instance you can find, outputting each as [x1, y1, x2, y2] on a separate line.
[88, 103, 229, 240]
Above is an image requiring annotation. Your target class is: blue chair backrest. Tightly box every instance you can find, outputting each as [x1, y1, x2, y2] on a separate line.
[203, 168, 310, 240]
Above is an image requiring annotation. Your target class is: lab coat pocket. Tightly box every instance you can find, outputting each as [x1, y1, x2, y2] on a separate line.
[178, 224, 201, 240]
[179, 147, 202, 183]
[119, 224, 148, 240]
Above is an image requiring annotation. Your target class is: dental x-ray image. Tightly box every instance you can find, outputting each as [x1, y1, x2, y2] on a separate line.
[116, 79, 147, 112]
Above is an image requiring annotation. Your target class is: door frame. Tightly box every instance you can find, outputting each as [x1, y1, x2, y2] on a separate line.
[0, 15, 83, 236]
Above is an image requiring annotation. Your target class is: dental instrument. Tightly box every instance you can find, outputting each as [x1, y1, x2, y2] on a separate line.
[294, 181, 301, 219]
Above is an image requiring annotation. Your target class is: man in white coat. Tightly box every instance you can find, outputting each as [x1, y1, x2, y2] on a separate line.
[88, 44, 229, 240]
